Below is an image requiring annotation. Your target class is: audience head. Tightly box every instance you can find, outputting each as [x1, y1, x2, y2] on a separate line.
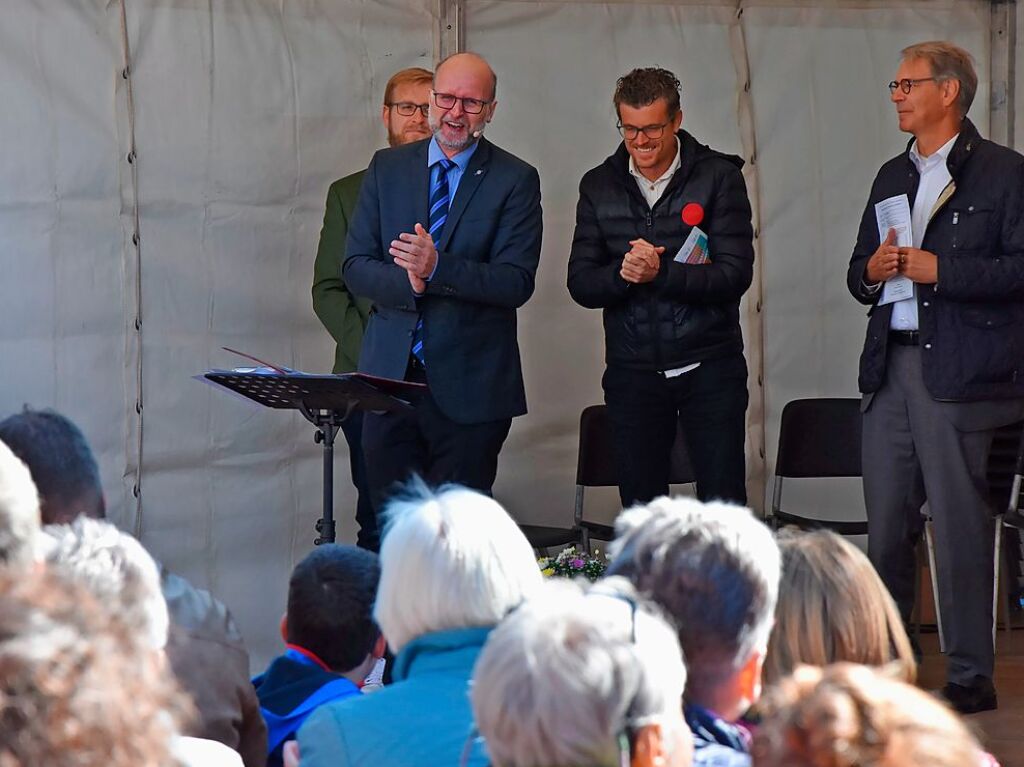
[0, 439, 42, 569]
[765, 530, 916, 686]
[382, 66, 434, 147]
[374, 480, 542, 653]
[473, 577, 692, 767]
[0, 407, 104, 524]
[752, 663, 985, 767]
[0, 568, 188, 767]
[286, 543, 382, 673]
[44, 517, 168, 651]
[607, 496, 780, 720]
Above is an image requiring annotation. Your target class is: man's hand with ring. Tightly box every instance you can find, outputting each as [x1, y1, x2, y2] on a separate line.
[896, 247, 938, 284]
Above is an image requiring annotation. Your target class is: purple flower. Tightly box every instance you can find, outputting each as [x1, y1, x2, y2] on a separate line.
[571, 558, 585, 569]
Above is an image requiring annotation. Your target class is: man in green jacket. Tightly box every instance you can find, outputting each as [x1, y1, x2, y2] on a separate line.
[312, 66, 433, 551]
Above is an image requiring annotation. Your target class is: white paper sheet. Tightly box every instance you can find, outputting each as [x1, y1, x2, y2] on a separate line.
[874, 194, 915, 305]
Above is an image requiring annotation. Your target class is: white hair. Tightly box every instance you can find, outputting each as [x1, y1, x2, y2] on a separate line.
[374, 483, 542, 653]
[44, 518, 169, 651]
[608, 496, 780, 701]
[472, 577, 687, 767]
[0, 439, 42, 569]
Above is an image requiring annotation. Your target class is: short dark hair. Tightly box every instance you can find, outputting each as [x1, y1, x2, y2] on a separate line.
[0, 408, 104, 524]
[613, 67, 681, 118]
[286, 544, 381, 672]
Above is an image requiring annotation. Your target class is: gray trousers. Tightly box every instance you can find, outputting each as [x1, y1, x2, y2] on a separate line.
[862, 345, 995, 684]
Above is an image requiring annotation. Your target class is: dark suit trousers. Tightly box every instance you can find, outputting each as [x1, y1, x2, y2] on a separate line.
[862, 345, 996, 685]
[361, 360, 512, 523]
[602, 353, 748, 508]
[339, 411, 379, 552]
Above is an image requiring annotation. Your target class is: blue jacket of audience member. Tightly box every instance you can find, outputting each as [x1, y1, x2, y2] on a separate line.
[252, 647, 361, 767]
[296, 626, 490, 767]
[685, 704, 752, 767]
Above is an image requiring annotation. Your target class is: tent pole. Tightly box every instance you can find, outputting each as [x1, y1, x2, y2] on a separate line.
[990, 0, 1016, 148]
[729, 1, 767, 516]
[117, 0, 145, 538]
[436, 0, 465, 61]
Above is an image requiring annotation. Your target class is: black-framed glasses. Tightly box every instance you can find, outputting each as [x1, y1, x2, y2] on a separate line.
[888, 77, 937, 94]
[387, 102, 429, 117]
[617, 121, 670, 141]
[432, 91, 492, 114]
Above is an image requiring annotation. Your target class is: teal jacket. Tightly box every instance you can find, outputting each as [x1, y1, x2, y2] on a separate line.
[312, 171, 374, 373]
[296, 627, 491, 767]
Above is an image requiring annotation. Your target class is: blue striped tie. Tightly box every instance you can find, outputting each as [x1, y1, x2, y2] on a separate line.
[411, 157, 454, 366]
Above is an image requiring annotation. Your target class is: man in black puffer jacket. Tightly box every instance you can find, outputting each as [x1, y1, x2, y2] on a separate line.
[848, 41, 1024, 715]
[568, 67, 753, 508]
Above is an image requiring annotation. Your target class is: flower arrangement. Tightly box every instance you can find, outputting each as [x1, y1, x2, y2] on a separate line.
[538, 546, 607, 582]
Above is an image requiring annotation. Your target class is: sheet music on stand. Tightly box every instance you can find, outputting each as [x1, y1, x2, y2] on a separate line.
[199, 348, 425, 545]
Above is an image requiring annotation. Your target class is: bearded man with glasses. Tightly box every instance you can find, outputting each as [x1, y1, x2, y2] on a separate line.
[848, 41, 1024, 714]
[312, 66, 434, 553]
[568, 67, 754, 510]
[343, 52, 542, 522]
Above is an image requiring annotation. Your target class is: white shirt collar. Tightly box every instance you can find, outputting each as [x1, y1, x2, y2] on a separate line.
[909, 133, 958, 172]
[628, 136, 681, 186]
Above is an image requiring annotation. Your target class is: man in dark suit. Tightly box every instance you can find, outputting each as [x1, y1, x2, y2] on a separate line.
[343, 52, 542, 516]
[848, 41, 1024, 713]
[312, 67, 433, 551]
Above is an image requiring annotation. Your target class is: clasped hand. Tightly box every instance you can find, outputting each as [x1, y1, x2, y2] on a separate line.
[620, 238, 664, 284]
[866, 227, 937, 285]
[391, 223, 437, 293]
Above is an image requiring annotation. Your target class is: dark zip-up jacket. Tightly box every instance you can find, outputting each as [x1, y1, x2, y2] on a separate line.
[568, 130, 754, 371]
[847, 118, 1024, 401]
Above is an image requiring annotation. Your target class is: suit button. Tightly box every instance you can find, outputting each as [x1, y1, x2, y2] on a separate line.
[922, 301, 930, 307]
[408, 330, 414, 337]
[924, 343, 932, 349]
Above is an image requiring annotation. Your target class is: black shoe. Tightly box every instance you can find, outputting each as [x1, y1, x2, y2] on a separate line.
[939, 679, 998, 714]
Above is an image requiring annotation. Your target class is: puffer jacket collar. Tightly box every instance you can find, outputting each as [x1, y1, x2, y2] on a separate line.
[602, 129, 745, 208]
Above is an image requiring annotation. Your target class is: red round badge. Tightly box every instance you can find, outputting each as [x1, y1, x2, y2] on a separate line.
[681, 203, 704, 227]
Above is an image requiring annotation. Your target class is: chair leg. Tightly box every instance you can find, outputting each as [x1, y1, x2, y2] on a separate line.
[913, 540, 923, 645]
[993, 519, 1002, 653]
[1002, 550, 1014, 640]
[925, 520, 946, 654]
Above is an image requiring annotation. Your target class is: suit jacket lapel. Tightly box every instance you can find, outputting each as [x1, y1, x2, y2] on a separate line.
[439, 138, 491, 251]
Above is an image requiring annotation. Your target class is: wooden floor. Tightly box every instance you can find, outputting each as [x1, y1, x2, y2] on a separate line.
[917, 629, 1024, 766]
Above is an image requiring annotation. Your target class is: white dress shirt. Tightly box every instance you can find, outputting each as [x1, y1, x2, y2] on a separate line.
[629, 136, 681, 208]
[890, 133, 957, 330]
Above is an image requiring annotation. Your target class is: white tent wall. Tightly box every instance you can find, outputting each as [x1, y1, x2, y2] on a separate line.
[0, 0, 1012, 668]
[474, 0, 992, 529]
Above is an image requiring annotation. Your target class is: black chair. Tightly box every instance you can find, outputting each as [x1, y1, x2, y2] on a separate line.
[922, 419, 1023, 651]
[766, 398, 867, 534]
[518, 404, 696, 553]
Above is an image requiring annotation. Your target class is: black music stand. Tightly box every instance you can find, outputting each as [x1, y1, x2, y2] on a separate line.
[203, 371, 425, 545]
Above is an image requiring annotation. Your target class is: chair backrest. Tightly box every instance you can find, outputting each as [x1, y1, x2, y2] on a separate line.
[774, 398, 862, 479]
[988, 420, 1024, 512]
[575, 404, 696, 488]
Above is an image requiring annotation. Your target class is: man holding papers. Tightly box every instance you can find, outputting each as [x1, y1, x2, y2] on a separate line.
[848, 41, 1024, 714]
[568, 67, 754, 507]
